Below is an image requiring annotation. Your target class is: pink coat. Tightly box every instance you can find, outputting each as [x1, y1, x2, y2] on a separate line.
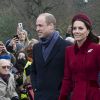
[59, 39, 100, 100]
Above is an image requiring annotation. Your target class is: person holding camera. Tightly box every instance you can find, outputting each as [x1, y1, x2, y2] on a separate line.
[6, 23, 30, 54]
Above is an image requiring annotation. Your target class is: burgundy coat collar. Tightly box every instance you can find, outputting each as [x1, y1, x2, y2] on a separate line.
[74, 38, 92, 54]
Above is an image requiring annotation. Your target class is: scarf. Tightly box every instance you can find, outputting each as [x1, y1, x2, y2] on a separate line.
[40, 31, 59, 61]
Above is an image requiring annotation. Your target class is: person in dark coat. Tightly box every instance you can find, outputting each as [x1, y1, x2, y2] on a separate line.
[59, 13, 100, 100]
[30, 13, 72, 100]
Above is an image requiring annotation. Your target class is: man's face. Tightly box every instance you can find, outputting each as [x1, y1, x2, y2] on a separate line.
[0, 60, 11, 75]
[36, 16, 53, 38]
[0, 42, 6, 54]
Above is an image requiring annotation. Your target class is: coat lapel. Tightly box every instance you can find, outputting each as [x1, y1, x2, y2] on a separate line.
[44, 37, 61, 66]
[36, 43, 45, 66]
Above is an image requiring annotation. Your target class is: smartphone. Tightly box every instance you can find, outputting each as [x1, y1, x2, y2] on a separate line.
[18, 23, 23, 31]
[13, 35, 19, 39]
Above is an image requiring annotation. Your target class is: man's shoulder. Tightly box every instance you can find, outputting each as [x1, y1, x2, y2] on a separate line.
[33, 42, 40, 48]
[58, 36, 73, 46]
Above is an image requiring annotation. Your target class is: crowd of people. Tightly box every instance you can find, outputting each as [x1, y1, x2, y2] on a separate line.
[0, 24, 38, 100]
[0, 12, 100, 100]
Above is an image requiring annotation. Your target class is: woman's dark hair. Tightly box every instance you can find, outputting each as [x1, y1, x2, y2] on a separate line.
[15, 50, 28, 60]
[88, 31, 99, 43]
[72, 20, 99, 43]
[83, 21, 99, 43]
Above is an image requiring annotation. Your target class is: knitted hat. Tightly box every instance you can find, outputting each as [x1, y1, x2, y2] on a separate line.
[0, 54, 11, 60]
[72, 13, 92, 29]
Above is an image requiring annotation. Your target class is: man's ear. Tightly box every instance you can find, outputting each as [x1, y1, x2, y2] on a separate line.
[49, 23, 54, 30]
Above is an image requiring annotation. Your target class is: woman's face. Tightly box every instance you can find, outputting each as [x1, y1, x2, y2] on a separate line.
[17, 52, 26, 60]
[72, 20, 89, 42]
[18, 31, 26, 41]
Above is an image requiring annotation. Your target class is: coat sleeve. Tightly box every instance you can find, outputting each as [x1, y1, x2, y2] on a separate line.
[8, 74, 18, 99]
[5, 39, 16, 53]
[30, 45, 37, 90]
[0, 81, 10, 100]
[59, 47, 73, 100]
[97, 45, 100, 69]
[0, 97, 10, 100]
[97, 45, 100, 86]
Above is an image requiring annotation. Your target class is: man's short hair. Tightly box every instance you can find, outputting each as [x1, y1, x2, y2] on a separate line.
[39, 13, 56, 26]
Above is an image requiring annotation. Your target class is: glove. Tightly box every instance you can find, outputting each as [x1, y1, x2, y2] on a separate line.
[11, 96, 19, 100]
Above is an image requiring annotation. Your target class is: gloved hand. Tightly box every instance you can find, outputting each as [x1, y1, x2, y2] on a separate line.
[11, 96, 19, 100]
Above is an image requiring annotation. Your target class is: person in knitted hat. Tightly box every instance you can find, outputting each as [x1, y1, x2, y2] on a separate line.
[59, 13, 100, 100]
[0, 59, 19, 100]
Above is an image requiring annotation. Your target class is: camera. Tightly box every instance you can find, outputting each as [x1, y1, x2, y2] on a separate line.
[18, 23, 23, 31]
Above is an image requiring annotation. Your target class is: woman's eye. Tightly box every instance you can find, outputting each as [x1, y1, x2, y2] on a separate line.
[73, 27, 76, 30]
[79, 27, 84, 30]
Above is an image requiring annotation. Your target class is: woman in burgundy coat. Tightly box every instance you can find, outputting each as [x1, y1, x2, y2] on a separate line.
[59, 13, 100, 100]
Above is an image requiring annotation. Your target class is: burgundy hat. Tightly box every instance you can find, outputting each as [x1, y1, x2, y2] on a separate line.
[72, 13, 92, 29]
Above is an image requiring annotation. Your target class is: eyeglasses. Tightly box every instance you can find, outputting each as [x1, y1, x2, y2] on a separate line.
[1, 66, 10, 69]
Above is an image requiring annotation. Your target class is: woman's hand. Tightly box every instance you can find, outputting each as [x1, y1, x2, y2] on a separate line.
[9, 38, 18, 50]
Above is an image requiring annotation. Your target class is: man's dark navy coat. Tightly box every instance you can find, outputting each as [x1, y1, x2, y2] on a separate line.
[30, 37, 71, 100]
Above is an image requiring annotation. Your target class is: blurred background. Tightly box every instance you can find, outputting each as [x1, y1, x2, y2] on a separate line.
[0, 0, 100, 41]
